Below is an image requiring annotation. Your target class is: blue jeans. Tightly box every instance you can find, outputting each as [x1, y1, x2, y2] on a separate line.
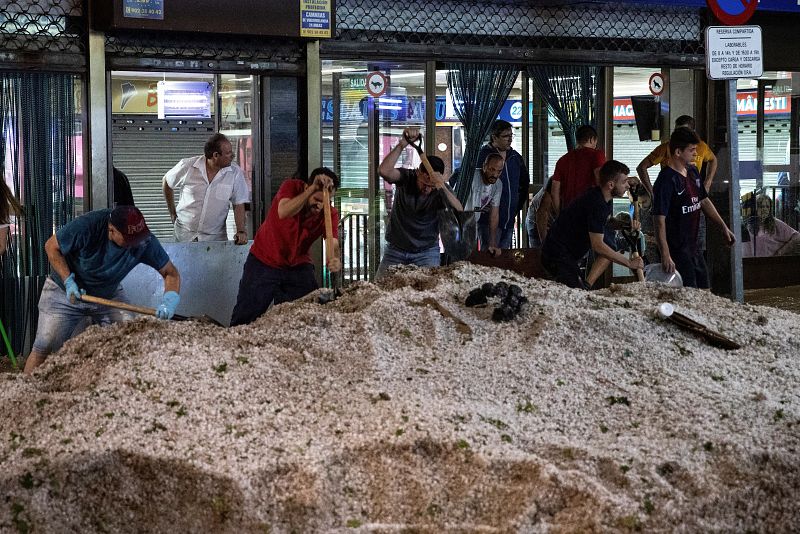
[32, 278, 131, 355]
[375, 244, 441, 280]
[230, 254, 318, 326]
[478, 225, 514, 250]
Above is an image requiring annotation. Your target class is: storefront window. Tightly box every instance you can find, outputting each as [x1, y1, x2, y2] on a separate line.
[738, 72, 800, 258]
[110, 71, 254, 242]
[612, 67, 662, 174]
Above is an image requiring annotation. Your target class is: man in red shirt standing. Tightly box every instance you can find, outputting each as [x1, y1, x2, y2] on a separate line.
[551, 125, 606, 213]
[230, 168, 341, 326]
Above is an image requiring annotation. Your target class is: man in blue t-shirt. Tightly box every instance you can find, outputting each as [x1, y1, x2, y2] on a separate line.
[652, 128, 735, 289]
[24, 206, 181, 374]
[541, 160, 644, 289]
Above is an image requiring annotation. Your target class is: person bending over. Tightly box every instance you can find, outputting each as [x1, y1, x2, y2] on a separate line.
[542, 160, 643, 289]
[24, 206, 180, 374]
[230, 168, 341, 326]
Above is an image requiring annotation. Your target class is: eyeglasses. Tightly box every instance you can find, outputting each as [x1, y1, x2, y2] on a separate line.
[498, 133, 514, 139]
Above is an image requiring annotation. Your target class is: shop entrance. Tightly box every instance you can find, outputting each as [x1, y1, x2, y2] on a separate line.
[736, 72, 800, 288]
[324, 61, 427, 282]
[109, 71, 301, 242]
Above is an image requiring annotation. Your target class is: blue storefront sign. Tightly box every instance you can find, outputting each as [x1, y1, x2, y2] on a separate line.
[123, 0, 164, 20]
[322, 96, 534, 124]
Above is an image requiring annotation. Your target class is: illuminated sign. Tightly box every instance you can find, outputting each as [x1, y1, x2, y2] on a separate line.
[157, 81, 212, 119]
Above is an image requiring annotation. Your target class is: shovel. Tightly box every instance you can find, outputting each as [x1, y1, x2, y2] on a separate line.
[656, 302, 740, 350]
[80, 294, 224, 327]
[629, 188, 646, 282]
[318, 187, 341, 304]
[404, 132, 475, 262]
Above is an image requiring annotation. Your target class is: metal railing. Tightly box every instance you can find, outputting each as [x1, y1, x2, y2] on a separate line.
[323, 206, 535, 289]
[323, 212, 373, 288]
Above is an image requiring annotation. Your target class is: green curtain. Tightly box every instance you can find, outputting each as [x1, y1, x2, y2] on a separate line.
[446, 63, 519, 204]
[0, 72, 77, 358]
[528, 65, 601, 151]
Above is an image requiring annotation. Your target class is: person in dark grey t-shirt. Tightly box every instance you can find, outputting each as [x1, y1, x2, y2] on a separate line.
[375, 128, 463, 279]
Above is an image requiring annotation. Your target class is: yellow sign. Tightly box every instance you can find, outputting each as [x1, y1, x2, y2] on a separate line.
[300, 0, 332, 39]
[111, 79, 160, 114]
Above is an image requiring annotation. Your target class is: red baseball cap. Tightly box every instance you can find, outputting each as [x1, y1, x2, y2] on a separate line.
[109, 205, 151, 247]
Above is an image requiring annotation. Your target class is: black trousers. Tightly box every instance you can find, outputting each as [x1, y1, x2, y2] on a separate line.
[230, 254, 317, 326]
[541, 240, 587, 290]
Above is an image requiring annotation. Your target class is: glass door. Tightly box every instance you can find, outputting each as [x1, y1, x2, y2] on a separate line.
[323, 61, 426, 282]
[737, 72, 800, 260]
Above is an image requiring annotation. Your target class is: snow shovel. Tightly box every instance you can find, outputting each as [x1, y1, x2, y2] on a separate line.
[656, 302, 740, 350]
[318, 187, 342, 305]
[80, 294, 224, 326]
[403, 132, 476, 262]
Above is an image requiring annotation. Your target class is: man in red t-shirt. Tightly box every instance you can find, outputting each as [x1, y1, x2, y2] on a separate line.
[551, 125, 606, 213]
[230, 168, 341, 326]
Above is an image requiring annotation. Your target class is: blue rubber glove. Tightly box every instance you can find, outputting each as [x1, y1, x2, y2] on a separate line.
[64, 273, 85, 304]
[156, 291, 180, 320]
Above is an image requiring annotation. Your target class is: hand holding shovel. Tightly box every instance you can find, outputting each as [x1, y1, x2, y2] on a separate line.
[319, 186, 342, 304]
[80, 294, 223, 326]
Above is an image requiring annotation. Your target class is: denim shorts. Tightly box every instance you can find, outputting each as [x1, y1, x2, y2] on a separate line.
[32, 278, 132, 356]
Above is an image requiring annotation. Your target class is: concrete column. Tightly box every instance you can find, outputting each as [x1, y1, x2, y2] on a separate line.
[306, 41, 324, 286]
[668, 68, 695, 131]
[708, 81, 743, 301]
[87, 30, 109, 210]
[306, 41, 322, 171]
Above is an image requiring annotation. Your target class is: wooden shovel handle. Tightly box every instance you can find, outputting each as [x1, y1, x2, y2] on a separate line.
[404, 133, 437, 178]
[322, 188, 334, 262]
[80, 294, 157, 317]
[631, 200, 645, 282]
[630, 251, 645, 282]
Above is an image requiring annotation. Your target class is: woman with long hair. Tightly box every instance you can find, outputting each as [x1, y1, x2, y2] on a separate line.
[743, 194, 800, 257]
[0, 179, 23, 255]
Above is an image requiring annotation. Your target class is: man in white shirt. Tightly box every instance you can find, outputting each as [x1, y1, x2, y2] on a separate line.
[470, 153, 504, 256]
[163, 133, 250, 243]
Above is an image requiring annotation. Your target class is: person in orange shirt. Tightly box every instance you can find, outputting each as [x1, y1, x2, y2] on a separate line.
[636, 115, 718, 196]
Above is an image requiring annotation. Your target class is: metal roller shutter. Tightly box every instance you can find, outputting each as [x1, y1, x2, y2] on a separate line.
[111, 115, 215, 240]
[612, 125, 661, 173]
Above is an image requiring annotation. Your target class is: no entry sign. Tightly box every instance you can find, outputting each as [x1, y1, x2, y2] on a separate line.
[707, 0, 757, 26]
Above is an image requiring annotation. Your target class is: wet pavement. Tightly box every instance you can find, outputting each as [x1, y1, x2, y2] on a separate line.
[744, 285, 800, 314]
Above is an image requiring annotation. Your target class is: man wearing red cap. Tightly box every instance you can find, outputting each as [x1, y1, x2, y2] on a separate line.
[23, 206, 181, 374]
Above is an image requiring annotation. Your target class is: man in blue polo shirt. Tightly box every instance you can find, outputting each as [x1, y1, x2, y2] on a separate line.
[652, 128, 735, 288]
[542, 160, 644, 289]
[24, 206, 181, 374]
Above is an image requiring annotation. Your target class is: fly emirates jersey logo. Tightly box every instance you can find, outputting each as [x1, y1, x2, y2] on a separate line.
[682, 196, 701, 214]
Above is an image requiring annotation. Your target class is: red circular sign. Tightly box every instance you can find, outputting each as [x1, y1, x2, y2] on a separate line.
[365, 71, 388, 98]
[707, 0, 757, 26]
[649, 72, 665, 96]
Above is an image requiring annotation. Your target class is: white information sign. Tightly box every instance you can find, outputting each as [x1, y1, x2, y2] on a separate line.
[705, 25, 763, 80]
